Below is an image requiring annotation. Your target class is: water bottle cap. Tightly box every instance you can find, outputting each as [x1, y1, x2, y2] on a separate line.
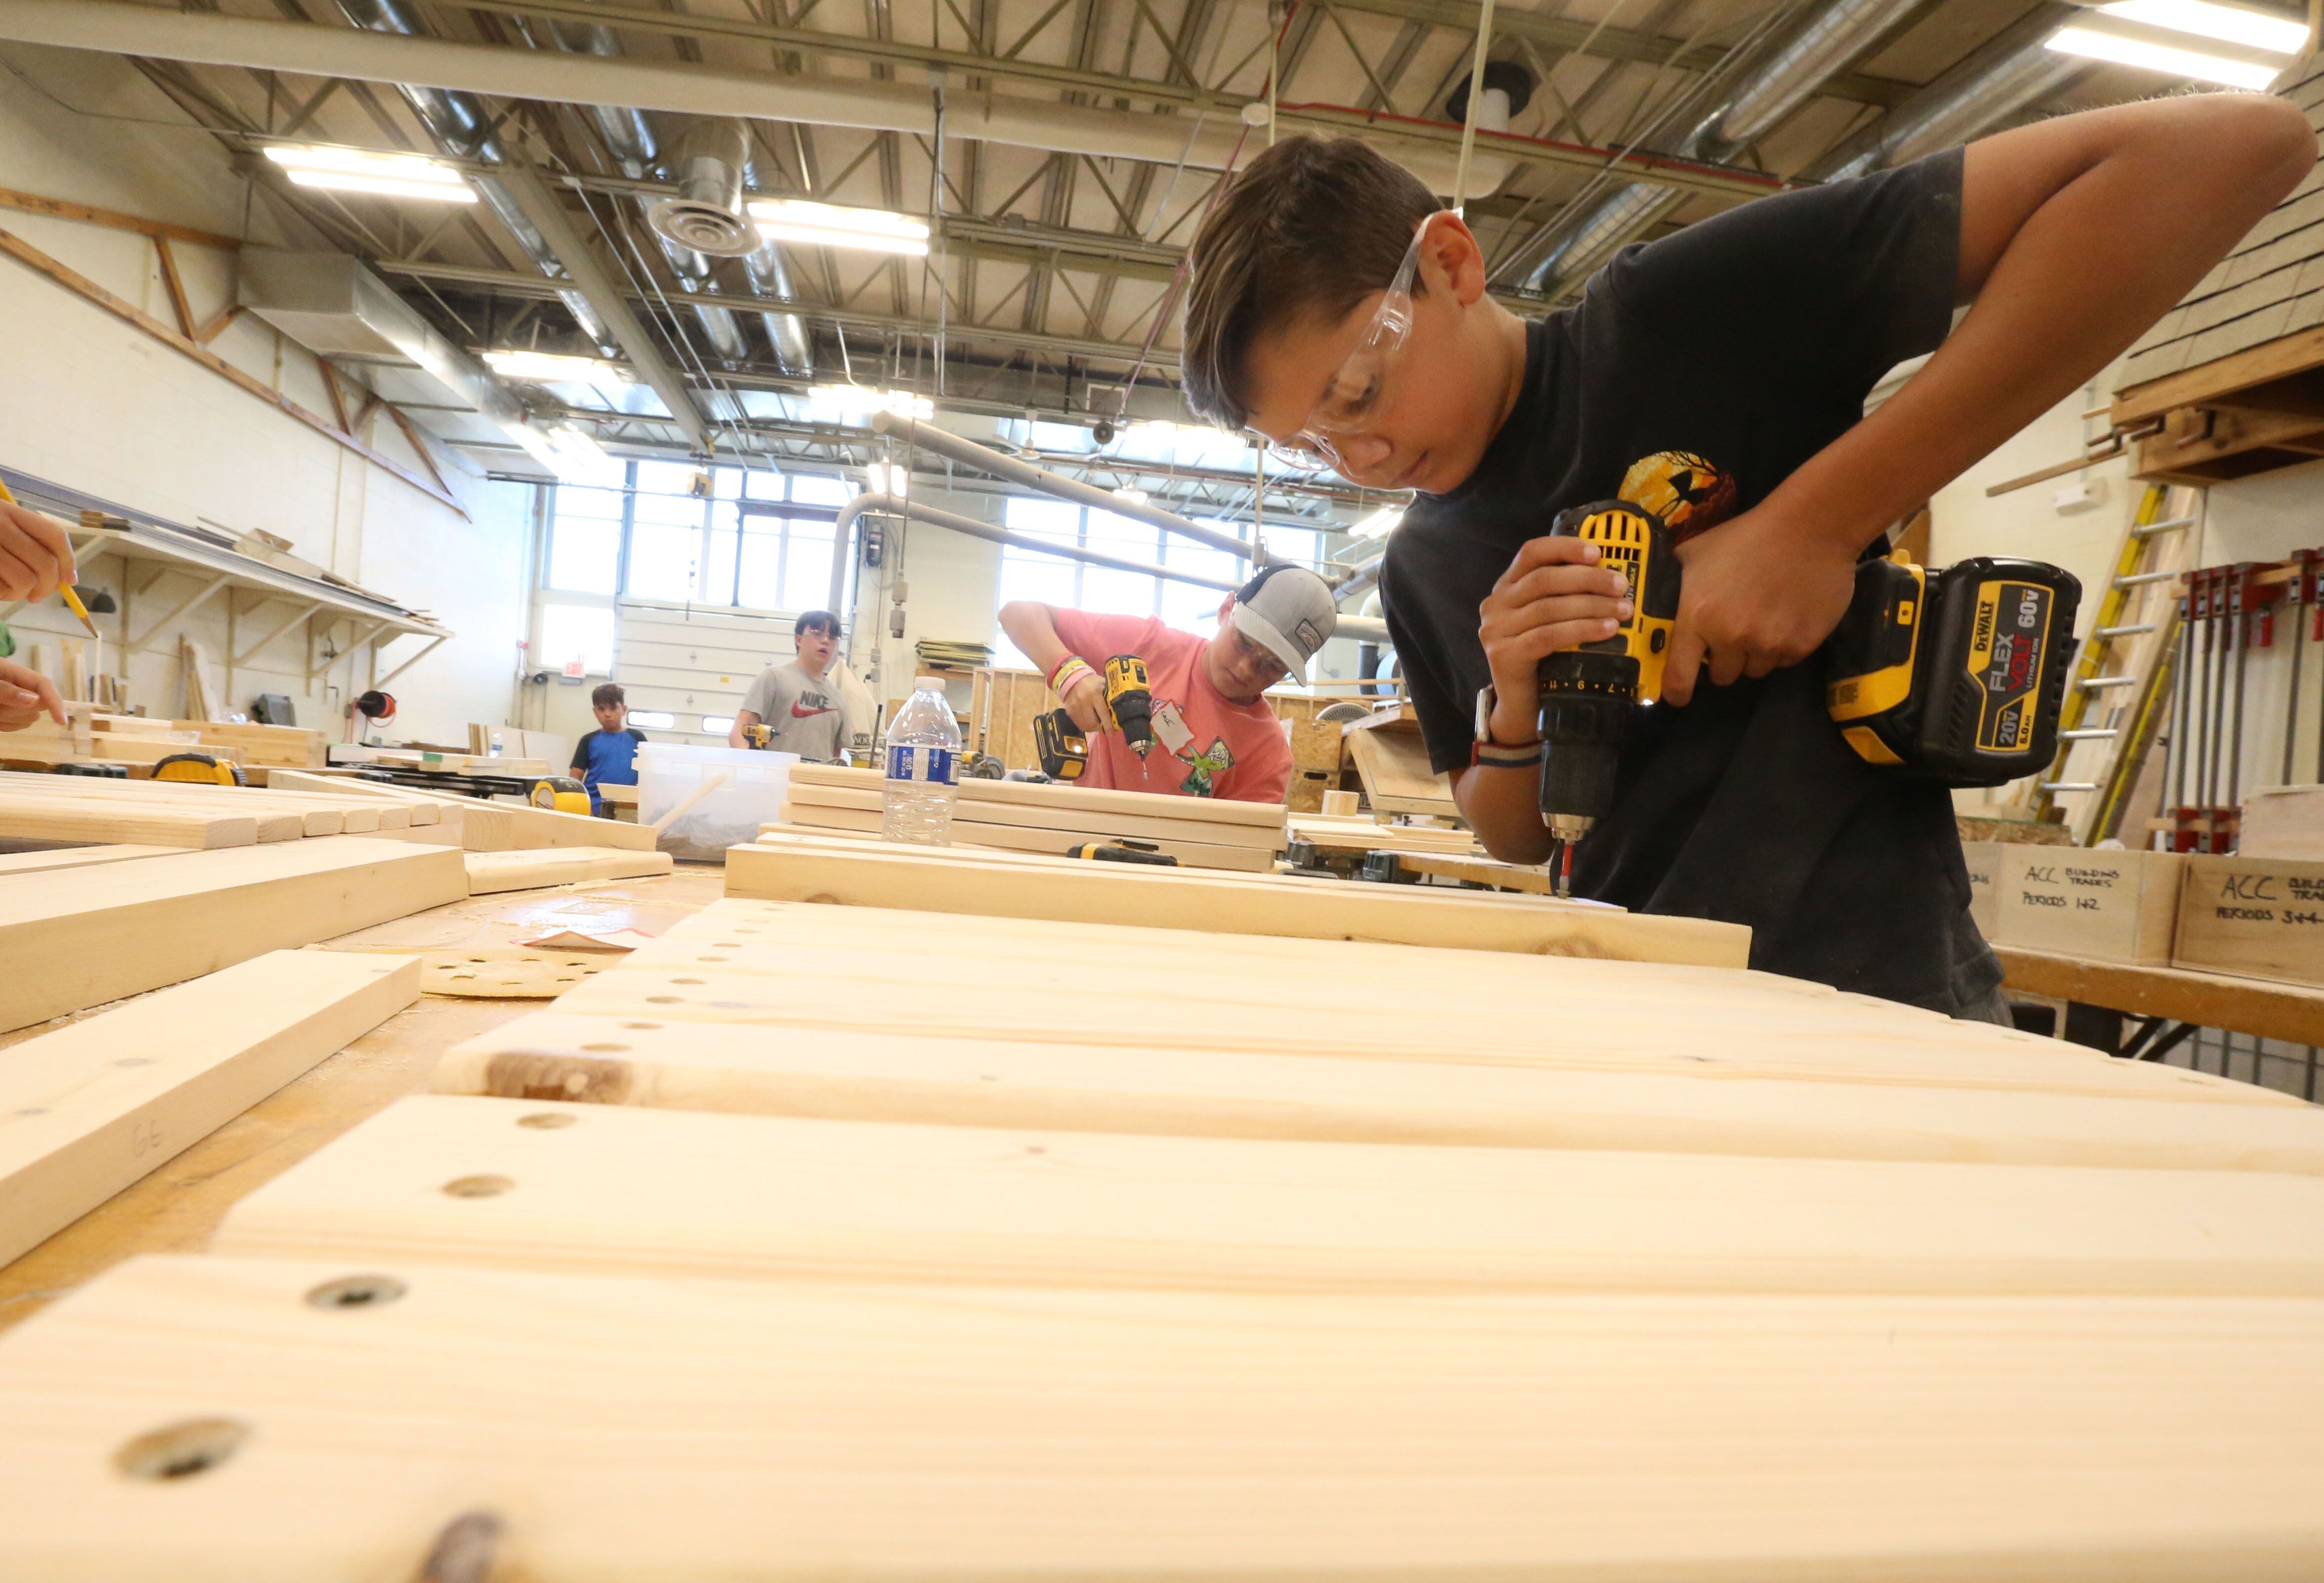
[915, 674, 947, 688]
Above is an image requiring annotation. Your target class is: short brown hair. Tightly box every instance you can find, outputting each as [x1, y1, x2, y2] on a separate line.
[591, 682, 624, 709]
[1181, 136, 1437, 430]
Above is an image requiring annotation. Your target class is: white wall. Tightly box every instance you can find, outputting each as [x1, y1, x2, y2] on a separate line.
[0, 45, 532, 746]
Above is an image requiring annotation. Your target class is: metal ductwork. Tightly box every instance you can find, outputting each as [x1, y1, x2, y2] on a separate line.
[1811, 7, 2083, 180]
[521, 12, 754, 370]
[653, 120, 757, 257]
[1516, 0, 1924, 296]
[237, 249, 569, 477]
[332, 0, 614, 354]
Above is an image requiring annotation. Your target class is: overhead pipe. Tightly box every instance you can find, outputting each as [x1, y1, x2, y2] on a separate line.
[331, 0, 614, 352]
[1515, 0, 1923, 295]
[0, 0, 1768, 199]
[873, 414, 1255, 560]
[1810, 7, 2083, 180]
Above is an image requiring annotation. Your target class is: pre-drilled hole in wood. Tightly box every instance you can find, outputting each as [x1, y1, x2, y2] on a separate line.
[645, 996, 680, 1004]
[442, 1174, 514, 1198]
[518, 1112, 578, 1129]
[305, 1274, 407, 1310]
[580, 1042, 629, 1053]
[114, 1417, 249, 1482]
[622, 1022, 662, 1030]
[671, 978, 705, 985]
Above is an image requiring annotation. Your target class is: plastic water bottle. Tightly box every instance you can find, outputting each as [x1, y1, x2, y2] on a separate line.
[881, 676, 962, 845]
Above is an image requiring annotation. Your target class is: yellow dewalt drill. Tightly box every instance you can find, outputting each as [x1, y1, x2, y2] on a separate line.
[1033, 654, 1156, 779]
[1534, 499, 2080, 894]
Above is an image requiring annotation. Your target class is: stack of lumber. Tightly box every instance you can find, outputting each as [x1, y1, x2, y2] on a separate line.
[338, 745, 554, 777]
[171, 719, 329, 769]
[778, 762, 1287, 872]
[1288, 811, 1483, 857]
[1, 715, 243, 771]
[0, 769, 443, 849]
[268, 770, 656, 854]
[729, 825, 1720, 961]
[9, 884, 2324, 1574]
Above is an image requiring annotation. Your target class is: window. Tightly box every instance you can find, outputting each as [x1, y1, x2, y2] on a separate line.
[538, 604, 616, 676]
[702, 714, 735, 735]
[627, 709, 676, 730]
[545, 463, 842, 615]
[993, 498, 1245, 668]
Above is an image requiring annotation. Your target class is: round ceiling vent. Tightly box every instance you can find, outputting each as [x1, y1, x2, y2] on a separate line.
[649, 197, 761, 258]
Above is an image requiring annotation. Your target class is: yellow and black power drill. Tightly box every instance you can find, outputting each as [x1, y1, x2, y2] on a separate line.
[1033, 654, 1157, 779]
[1533, 499, 2081, 895]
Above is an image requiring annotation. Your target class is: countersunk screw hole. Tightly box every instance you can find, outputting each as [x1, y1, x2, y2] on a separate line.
[114, 1417, 250, 1482]
[305, 1274, 408, 1310]
[442, 1174, 514, 1198]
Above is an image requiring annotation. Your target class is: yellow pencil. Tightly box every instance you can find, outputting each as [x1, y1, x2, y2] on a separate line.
[0, 477, 96, 637]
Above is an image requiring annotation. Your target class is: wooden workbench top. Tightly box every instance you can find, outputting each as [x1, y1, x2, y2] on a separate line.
[0, 866, 727, 1337]
[1995, 946, 2324, 1050]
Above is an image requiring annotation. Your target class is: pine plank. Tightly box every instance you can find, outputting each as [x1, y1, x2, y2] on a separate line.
[0, 845, 187, 877]
[436, 1011, 2324, 1168]
[7, 1256, 2324, 1578]
[462, 847, 676, 894]
[0, 951, 419, 1266]
[776, 800, 1281, 870]
[215, 1094, 2324, 1296]
[0, 772, 403, 837]
[783, 779, 1286, 849]
[724, 839, 1753, 968]
[0, 797, 258, 849]
[0, 838, 467, 1033]
[792, 759, 1287, 829]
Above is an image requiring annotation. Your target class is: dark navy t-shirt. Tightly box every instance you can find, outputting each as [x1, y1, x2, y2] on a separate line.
[1381, 150, 1998, 1014]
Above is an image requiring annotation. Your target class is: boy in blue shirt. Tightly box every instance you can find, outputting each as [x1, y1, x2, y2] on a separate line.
[570, 682, 645, 818]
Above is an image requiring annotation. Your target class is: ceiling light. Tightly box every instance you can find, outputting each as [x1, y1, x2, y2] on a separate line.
[544, 422, 608, 466]
[811, 384, 934, 421]
[2047, 23, 2285, 86]
[749, 199, 931, 256]
[865, 461, 910, 497]
[264, 144, 476, 203]
[1112, 488, 1151, 506]
[1350, 507, 1405, 539]
[484, 350, 633, 389]
[2095, 0, 2308, 53]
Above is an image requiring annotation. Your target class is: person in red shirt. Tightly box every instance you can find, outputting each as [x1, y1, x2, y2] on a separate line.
[1000, 564, 1338, 803]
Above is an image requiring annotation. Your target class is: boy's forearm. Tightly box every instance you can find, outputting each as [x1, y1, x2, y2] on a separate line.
[1452, 762, 1557, 865]
[1770, 96, 2314, 559]
[997, 602, 1072, 677]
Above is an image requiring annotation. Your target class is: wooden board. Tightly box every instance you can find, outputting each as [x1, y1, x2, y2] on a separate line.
[0, 838, 466, 1034]
[2242, 784, 2324, 861]
[1998, 945, 2324, 1050]
[463, 848, 675, 894]
[0, 797, 257, 849]
[1989, 847, 2186, 966]
[271, 772, 653, 855]
[1344, 725, 1458, 818]
[725, 838, 1753, 968]
[580, 902, 2280, 1105]
[9, 1256, 2324, 1578]
[0, 844, 186, 877]
[775, 801, 1280, 872]
[2172, 853, 2324, 987]
[0, 771, 414, 837]
[0, 951, 419, 1267]
[216, 1093, 2324, 1296]
[790, 760, 1287, 830]
[437, 1009, 2324, 1170]
[786, 779, 1285, 851]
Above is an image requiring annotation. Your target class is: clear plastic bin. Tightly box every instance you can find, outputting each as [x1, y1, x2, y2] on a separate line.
[635, 742, 797, 862]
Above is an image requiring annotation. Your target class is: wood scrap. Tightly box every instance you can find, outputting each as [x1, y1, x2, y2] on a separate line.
[463, 848, 675, 894]
[7, 1256, 2324, 1577]
[723, 835, 1751, 967]
[412, 947, 620, 999]
[436, 1010, 2324, 1173]
[0, 951, 419, 1266]
[0, 798, 257, 849]
[0, 838, 465, 1033]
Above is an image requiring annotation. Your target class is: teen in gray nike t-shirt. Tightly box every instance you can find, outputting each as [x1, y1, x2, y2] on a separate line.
[732, 610, 848, 761]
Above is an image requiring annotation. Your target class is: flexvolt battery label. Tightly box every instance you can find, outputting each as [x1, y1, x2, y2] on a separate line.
[1965, 579, 2054, 754]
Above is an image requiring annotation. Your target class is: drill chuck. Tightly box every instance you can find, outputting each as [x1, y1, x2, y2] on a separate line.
[1536, 651, 1638, 832]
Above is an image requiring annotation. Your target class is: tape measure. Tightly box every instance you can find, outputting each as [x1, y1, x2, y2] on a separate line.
[528, 776, 592, 815]
[150, 752, 245, 787]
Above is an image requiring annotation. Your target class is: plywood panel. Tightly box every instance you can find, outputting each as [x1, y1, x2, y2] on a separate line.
[435, 1011, 2324, 1167]
[0, 951, 419, 1266]
[0, 838, 466, 1033]
[216, 1095, 2324, 1297]
[6, 1256, 2324, 1578]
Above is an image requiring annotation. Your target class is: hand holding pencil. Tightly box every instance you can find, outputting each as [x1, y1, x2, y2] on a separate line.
[0, 490, 78, 610]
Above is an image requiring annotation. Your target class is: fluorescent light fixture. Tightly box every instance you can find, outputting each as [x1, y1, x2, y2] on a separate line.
[2047, 23, 2284, 86]
[1112, 488, 1151, 506]
[811, 384, 935, 421]
[484, 350, 633, 389]
[865, 461, 910, 497]
[1350, 507, 1405, 539]
[749, 199, 931, 256]
[544, 421, 608, 466]
[264, 143, 476, 203]
[2096, 0, 2308, 52]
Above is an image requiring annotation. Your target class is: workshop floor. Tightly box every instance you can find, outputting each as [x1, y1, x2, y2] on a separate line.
[0, 863, 729, 1336]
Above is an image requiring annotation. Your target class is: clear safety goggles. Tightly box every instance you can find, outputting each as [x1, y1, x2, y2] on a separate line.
[1260, 211, 1443, 474]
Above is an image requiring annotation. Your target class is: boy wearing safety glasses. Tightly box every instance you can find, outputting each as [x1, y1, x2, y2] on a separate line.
[1181, 97, 2311, 1015]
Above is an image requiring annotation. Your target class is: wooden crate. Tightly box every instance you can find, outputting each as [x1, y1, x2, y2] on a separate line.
[1989, 848, 2185, 966]
[2242, 785, 2324, 862]
[2173, 853, 2324, 987]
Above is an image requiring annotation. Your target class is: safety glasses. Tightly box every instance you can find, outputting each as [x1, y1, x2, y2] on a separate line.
[1260, 211, 1443, 474]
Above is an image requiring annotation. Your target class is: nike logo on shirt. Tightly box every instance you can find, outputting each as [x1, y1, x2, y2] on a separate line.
[790, 700, 836, 718]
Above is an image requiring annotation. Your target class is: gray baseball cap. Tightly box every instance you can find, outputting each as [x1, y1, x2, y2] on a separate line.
[1230, 564, 1338, 675]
